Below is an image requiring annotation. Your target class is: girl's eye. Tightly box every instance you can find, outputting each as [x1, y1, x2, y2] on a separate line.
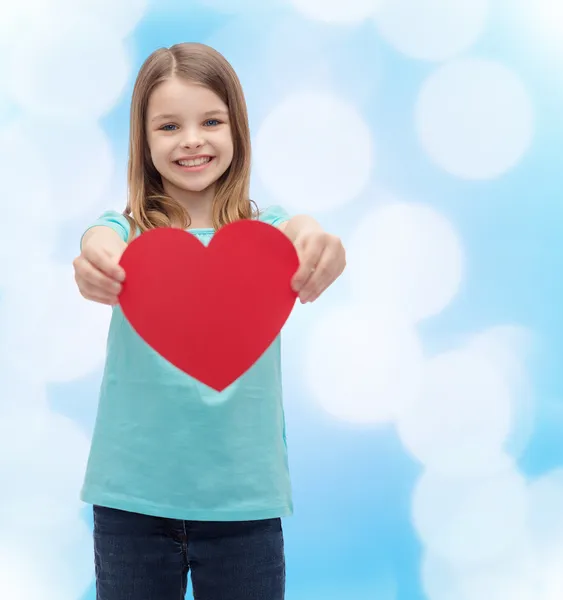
[161, 124, 178, 131]
[204, 119, 221, 127]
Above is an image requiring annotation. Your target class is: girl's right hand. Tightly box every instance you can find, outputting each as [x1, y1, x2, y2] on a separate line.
[73, 231, 127, 305]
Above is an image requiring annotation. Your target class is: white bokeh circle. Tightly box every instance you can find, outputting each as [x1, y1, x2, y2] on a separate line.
[0, 262, 112, 383]
[0, 125, 57, 285]
[0, 410, 91, 532]
[527, 0, 563, 48]
[374, 0, 489, 62]
[460, 560, 543, 600]
[541, 556, 563, 600]
[196, 0, 278, 11]
[467, 326, 533, 380]
[289, 0, 383, 23]
[0, 0, 50, 47]
[421, 554, 468, 600]
[526, 469, 563, 559]
[304, 306, 423, 424]
[412, 466, 528, 567]
[416, 58, 534, 180]
[0, 522, 93, 600]
[422, 547, 543, 600]
[0, 0, 146, 47]
[10, 118, 115, 221]
[347, 201, 463, 323]
[52, 0, 148, 37]
[466, 326, 535, 459]
[254, 91, 374, 212]
[455, 538, 562, 600]
[0, 124, 51, 222]
[0, 380, 49, 465]
[397, 345, 513, 477]
[6, 17, 131, 120]
[0, 398, 93, 600]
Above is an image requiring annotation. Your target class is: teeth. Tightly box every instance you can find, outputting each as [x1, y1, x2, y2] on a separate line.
[178, 157, 211, 167]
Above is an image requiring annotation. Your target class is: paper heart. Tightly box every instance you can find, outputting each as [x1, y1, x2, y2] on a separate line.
[118, 220, 299, 391]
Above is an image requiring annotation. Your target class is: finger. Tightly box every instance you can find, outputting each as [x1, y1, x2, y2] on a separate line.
[291, 240, 323, 292]
[299, 270, 330, 303]
[304, 277, 334, 303]
[76, 261, 123, 297]
[299, 255, 339, 303]
[75, 257, 123, 297]
[90, 293, 120, 306]
[302, 283, 328, 304]
[82, 246, 125, 282]
[78, 284, 119, 305]
[90, 294, 120, 306]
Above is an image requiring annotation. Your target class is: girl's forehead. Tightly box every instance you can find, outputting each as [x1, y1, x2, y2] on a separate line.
[148, 78, 226, 113]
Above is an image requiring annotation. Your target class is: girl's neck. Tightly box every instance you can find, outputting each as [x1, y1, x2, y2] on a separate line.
[164, 180, 215, 229]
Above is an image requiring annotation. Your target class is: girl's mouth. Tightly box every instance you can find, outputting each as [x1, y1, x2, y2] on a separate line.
[175, 156, 214, 171]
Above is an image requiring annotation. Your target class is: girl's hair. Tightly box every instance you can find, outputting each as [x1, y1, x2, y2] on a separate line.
[124, 42, 256, 239]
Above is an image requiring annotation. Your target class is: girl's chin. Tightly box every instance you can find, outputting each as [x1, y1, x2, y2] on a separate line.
[162, 177, 217, 196]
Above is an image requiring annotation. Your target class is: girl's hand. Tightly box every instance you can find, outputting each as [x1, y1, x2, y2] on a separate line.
[73, 228, 127, 305]
[290, 229, 346, 303]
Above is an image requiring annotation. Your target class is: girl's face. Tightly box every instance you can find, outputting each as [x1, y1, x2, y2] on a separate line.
[146, 76, 234, 201]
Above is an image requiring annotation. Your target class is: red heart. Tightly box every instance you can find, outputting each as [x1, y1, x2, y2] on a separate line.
[118, 220, 299, 391]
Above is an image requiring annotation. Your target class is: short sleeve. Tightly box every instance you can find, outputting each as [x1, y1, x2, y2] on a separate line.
[80, 210, 131, 248]
[258, 205, 291, 228]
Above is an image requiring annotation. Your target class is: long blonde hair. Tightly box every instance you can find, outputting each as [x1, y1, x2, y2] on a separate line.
[124, 42, 256, 239]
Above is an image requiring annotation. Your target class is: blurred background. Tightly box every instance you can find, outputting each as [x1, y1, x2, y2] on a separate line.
[0, 0, 562, 598]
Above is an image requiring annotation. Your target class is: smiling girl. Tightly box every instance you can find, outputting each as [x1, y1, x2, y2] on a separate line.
[73, 43, 346, 600]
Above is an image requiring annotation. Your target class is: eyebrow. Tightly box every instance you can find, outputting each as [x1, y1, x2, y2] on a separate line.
[151, 109, 228, 122]
[151, 113, 177, 122]
[203, 109, 228, 117]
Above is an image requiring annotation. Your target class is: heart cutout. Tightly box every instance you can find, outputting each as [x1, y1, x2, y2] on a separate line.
[118, 220, 299, 391]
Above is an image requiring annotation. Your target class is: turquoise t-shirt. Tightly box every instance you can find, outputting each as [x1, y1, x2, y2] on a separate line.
[80, 206, 294, 521]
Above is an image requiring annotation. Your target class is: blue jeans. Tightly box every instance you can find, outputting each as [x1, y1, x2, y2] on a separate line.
[93, 505, 285, 600]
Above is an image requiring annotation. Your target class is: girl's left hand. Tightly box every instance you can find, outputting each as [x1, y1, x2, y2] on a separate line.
[290, 230, 346, 303]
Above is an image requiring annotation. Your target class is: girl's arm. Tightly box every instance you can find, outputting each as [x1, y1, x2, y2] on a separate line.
[278, 214, 323, 240]
[81, 226, 127, 255]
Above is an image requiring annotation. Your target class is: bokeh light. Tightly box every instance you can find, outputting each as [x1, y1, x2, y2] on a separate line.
[0, 1, 558, 599]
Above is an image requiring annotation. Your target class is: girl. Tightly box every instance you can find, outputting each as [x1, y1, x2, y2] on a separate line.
[73, 42, 346, 600]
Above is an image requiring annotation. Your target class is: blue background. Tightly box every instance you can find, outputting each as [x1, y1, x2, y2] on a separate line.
[0, 1, 561, 599]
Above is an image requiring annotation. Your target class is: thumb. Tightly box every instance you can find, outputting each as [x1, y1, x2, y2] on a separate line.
[104, 245, 125, 264]
[105, 240, 127, 269]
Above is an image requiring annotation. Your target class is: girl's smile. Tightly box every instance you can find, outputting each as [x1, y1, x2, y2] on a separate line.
[174, 155, 215, 172]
